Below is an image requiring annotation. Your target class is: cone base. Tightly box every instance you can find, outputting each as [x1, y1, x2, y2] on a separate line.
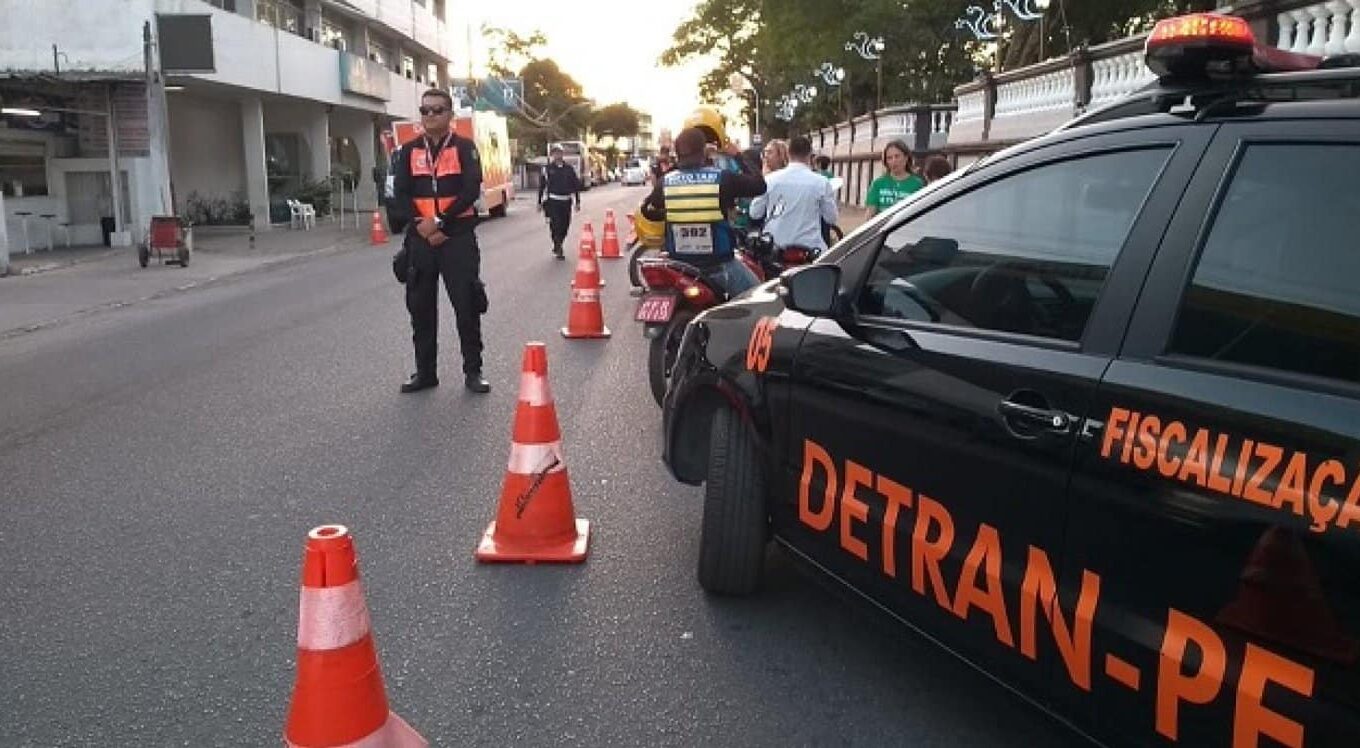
[286, 710, 427, 748]
[476, 518, 590, 563]
[561, 326, 611, 339]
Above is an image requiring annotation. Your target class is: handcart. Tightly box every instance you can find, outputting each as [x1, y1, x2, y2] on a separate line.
[139, 215, 192, 268]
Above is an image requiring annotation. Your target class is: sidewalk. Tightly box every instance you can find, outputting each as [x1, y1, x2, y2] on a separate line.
[0, 222, 374, 338]
[2, 218, 371, 278]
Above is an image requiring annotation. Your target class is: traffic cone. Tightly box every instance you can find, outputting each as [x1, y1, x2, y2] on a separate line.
[285, 525, 426, 748]
[561, 238, 611, 339]
[370, 210, 389, 245]
[599, 209, 622, 259]
[1216, 526, 1358, 663]
[477, 343, 590, 563]
[570, 228, 604, 291]
[570, 222, 604, 288]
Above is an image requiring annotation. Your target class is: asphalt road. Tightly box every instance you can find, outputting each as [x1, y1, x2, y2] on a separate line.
[0, 184, 1082, 746]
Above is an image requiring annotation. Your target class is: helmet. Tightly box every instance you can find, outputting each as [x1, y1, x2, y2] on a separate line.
[683, 105, 728, 147]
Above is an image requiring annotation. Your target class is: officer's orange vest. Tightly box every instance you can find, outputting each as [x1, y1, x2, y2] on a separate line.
[409, 135, 474, 219]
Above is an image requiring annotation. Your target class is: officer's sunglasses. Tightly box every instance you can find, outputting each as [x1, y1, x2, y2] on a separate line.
[419, 105, 448, 116]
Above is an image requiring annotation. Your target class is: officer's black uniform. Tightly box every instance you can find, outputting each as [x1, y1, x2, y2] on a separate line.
[389, 130, 488, 393]
[538, 159, 581, 257]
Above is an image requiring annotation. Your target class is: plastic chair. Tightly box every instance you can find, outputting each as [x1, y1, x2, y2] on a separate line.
[286, 199, 317, 230]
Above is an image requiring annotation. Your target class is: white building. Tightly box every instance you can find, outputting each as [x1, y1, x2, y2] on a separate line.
[0, 0, 462, 248]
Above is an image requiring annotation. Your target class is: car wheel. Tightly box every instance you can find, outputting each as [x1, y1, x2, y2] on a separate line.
[697, 406, 768, 596]
[489, 191, 508, 217]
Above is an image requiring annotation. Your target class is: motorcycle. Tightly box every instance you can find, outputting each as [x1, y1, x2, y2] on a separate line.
[741, 230, 821, 279]
[635, 251, 765, 406]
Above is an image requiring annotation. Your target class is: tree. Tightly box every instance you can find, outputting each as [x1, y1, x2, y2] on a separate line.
[591, 103, 641, 139]
[516, 58, 593, 154]
[482, 26, 547, 80]
[663, 0, 1224, 133]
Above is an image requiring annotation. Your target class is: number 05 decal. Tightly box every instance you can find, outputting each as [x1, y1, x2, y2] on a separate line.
[746, 317, 777, 373]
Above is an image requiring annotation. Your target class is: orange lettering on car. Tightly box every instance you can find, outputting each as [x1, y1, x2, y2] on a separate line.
[1133, 414, 1162, 471]
[799, 439, 837, 531]
[1019, 545, 1099, 691]
[1156, 609, 1227, 741]
[839, 460, 872, 562]
[745, 317, 776, 373]
[877, 474, 913, 578]
[911, 495, 955, 611]
[952, 524, 1015, 647]
[1233, 643, 1314, 748]
[1102, 407, 1132, 459]
[1244, 443, 1283, 506]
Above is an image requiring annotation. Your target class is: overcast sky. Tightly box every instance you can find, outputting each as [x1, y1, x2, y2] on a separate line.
[459, 0, 749, 144]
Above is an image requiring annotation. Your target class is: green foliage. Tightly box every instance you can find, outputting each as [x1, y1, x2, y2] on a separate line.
[289, 179, 335, 216]
[183, 191, 251, 226]
[663, 0, 1222, 133]
[591, 103, 642, 138]
[483, 26, 547, 79]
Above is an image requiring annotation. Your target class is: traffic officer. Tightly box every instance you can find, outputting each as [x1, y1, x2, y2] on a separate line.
[389, 89, 491, 394]
[537, 145, 581, 259]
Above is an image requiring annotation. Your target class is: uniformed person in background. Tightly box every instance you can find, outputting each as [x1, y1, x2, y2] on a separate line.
[389, 89, 491, 394]
[537, 145, 581, 259]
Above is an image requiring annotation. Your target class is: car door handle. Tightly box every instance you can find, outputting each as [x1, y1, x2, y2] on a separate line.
[998, 399, 1071, 433]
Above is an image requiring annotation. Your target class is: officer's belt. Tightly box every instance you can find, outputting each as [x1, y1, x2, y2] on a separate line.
[546, 193, 574, 201]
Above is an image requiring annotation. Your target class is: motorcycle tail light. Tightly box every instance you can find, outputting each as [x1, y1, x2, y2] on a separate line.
[781, 247, 811, 265]
[640, 264, 682, 289]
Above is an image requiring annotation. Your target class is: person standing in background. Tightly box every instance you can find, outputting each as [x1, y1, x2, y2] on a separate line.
[865, 140, 925, 218]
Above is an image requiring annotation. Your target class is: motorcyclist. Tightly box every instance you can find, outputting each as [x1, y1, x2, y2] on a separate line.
[640, 120, 766, 298]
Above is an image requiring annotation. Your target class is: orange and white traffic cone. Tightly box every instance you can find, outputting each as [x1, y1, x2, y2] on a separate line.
[570, 222, 604, 288]
[561, 238, 611, 339]
[369, 210, 388, 245]
[570, 228, 604, 291]
[285, 525, 426, 748]
[476, 343, 590, 563]
[599, 209, 622, 259]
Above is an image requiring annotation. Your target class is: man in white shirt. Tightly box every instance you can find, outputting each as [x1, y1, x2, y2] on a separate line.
[749, 135, 839, 252]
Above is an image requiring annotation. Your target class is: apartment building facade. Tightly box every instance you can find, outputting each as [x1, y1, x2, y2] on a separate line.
[0, 0, 465, 248]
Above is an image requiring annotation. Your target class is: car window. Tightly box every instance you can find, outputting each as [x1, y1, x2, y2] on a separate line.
[1169, 143, 1360, 385]
[857, 147, 1172, 342]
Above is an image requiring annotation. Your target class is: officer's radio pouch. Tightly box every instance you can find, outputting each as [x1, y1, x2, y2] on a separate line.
[392, 245, 411, 284]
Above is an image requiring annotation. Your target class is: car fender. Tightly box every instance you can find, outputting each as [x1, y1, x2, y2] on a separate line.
[662, 281, 813, 486]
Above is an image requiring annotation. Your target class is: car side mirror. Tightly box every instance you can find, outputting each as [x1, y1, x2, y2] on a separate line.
[779, 264, 842, 317]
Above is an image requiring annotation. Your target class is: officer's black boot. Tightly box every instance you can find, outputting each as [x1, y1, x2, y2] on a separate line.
[465, 372, 491, 394]
[400, 373, 439, 393]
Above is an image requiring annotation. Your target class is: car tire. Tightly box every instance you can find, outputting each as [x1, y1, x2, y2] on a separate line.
[697, 406, 768, 596]
[489, 191, 508, 218]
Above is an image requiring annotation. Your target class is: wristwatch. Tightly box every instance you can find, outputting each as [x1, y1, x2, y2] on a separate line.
[433, 217, 444, 230]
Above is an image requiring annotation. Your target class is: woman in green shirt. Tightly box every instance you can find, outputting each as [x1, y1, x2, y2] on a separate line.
[865, 139, 926, 217]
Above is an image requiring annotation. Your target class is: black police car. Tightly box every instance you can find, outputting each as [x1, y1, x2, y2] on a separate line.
[661, 14, 1359, 748]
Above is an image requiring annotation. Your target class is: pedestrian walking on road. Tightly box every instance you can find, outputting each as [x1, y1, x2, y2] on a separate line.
[389, 88, 491, 394]
[538, 145, 582, 259]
